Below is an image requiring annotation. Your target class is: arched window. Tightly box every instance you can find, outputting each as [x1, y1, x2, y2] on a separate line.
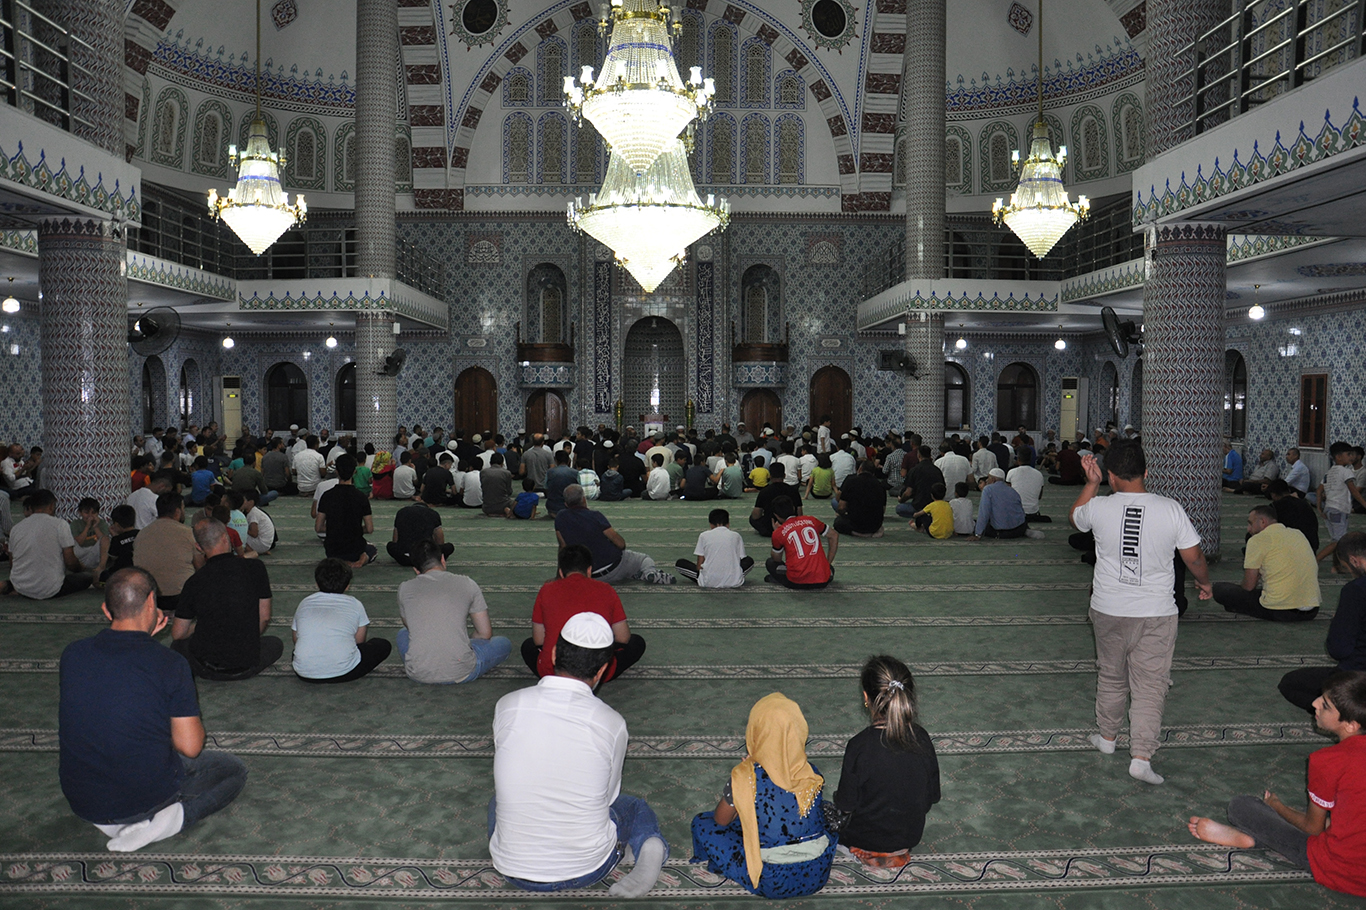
[505, 114, 532, 183]
[503, 69, 531, 106]
[710, 25, 735, 104]
[1225, 350, 1248, 439]
[527, 263, 568, 343]
[742, 115, 767, 184]
[336, 362, 357, 431]
[179, 360, 198, 424]
[741, 264, 780, 343]
[990, 132, 1011, 184]
[537, 39, 566, 107]
[709, 114, 736, 183]
[945, 362, 970, 430]
[1102, 361, 1119, 428]
[777, 115, 802, 184]
[574, 123, 600, 183]
[944, 134, 961, 186]
[996, 362, 1039, 430]
[265, 362, 309, 430]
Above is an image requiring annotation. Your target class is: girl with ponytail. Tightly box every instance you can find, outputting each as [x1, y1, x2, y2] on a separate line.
[833, 655, 941, 868]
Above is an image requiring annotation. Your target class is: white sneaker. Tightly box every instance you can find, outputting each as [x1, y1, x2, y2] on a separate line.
[1025, 529, 1045, 539]
[106, 803, 184, 852]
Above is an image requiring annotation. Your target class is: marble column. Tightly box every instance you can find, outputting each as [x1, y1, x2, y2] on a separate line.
[1141, 223, 1227, 558]
[353, 0, 399, 448]
[38, 218, 130, 517]
[899, 0, 946, 439]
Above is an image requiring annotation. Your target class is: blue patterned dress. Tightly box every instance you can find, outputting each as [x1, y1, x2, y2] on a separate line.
[690, 762, 837, 898]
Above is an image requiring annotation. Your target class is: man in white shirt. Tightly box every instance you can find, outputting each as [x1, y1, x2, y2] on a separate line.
[489, 612, 667, 896]
[241, 489, 276, 554]
[934, 443, 973, 494]
[775, 442, 802, 486]
[971, 437, 997, 484]
[830, 440, 857, 489]
[1236, 448, 1281, 495]
[1283, 447, 1311, 498]
[1, 443, 37, 498]
[293, 436, 327, 495]
[816, 416, 833, 454]
[310, 475, 341, 540]
[675, 508, 754, 587]
[0, 489, 92, 598]
[1006, 463, 1049, 522]
[128, 471, 173, 530]
[391, 452, 419, 500]
[1069, 440, 1212, 786]
[643, 454, 671, 501]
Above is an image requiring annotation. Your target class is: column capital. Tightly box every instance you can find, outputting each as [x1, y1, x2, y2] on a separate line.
[1148, 222, 1226, 246]
[38, 217, 122, 240]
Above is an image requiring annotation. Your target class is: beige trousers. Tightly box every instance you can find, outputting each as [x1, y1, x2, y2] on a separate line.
[1089, 608, 1178, 760]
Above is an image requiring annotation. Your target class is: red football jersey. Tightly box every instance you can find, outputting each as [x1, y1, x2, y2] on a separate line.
[771, 516, 832, 585]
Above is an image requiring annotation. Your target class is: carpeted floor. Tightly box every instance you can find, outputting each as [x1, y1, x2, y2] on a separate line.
[1, 489, 1364, 909]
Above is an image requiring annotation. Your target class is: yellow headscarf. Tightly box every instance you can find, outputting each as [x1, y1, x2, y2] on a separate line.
[371, 451, 393, 472]
[729, 692, 824, 888]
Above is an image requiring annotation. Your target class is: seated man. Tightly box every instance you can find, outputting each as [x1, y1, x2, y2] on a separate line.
[522, 544, 646, 681]
[1007, 461, 1050, 522]
[388, 498, 454, 566]
[481, 452, 516, 517]
[643, 453, 671, 501]
[490, 611, 668, 896]
[675, 509, 754, 588]
[59, 567, 247, 852]
[543, 451, 580, 516]
[131, 493, 202, 613]
[680, 451, 718, 501]
[1220, 440, 1244, 491]
[555, 484, 674, 585]
[1278, 531, 1366, 711]
[291, 558, 392, 683]
[1213, 505, 1321, 622]
[315, 455, 378, 568]
[766, 495, 836, 590]
[971, 469, 1044, 540]
[748, 462, 802, 537]
[397, 540, 511, 684]
[171, 517, 283, 680]
[0, 489, 92, 599]
[1238, 448, 1281, 495]
[1284, 447, 1311, 498]
[1268, 479, 1319, 552]
[832, 458, 887, 538]
[1049, 440, 1084, 485]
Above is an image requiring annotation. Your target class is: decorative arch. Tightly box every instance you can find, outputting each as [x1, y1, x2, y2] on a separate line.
[141, 355, 168, 433]
[809, 365, 853, 435]
[150, 87, 189, 168]
[503, 112, 534, 184]
[502, 67, 533, 107]
[134, 77, 151, 159]
[265, 362, 309, 430]
[676, 10, 705, 78]
[572, 121, 603, 184]
[333, 122, 356, 191]
[536, 36, 568, 107]
[395, 128, 413, 191]
[945, 124, 972, 193]
[708, 21, 738, 106]
[624, 317, 686, 423]
[1224, 349, 1248, 439]
[775, 114, 803, 185]
[527, 263, 569, 344]
[537, 112, 569, 185]
[285, 116, 327, 190]
[996, 361, 1040, 430]
[707, 112, 737, 184]
[774, 69, 805, 110]
[191, 99, 232, 177]
[945, 360, 970, 431]
[741, 264, 782, 343]
[739, 37, 771, 107]
[1070, 104, 1109, 180]
[454, 366, 498, 436]
[979, 120, 1019, 193]
[740, 113, 769, 184]
[1113, 92, 1145, 171]
[571, 19, 603, 76]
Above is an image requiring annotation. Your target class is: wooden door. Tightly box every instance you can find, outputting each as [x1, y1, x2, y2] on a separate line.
[809, 365, 852, 435]
[525, 389, 567, 439]
[454, 367, 498, 436]
[741, 389, 782, 434]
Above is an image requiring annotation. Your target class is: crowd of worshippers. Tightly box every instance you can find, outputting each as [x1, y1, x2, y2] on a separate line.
[5, 420, 1366, 899]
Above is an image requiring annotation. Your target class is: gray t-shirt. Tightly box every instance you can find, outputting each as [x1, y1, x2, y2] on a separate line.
[481, 466, 514, 512]
[9, 513, 76, 599]
[398, 570, 488, 684]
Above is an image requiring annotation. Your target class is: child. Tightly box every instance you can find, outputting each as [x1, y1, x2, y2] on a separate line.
[644, 453, 671, 501]
[599, 456, 626, 501]
[69, 498, 108, 574]
[512, 478, 540, 519]
[834, 655, 940, 868]
[95, 505, 138, 583]
[291, 558, 392, 683]
[676, 508, 754, 588]
[747, 461, 770, 492]
[949, 481, 975, 536]
[1317, 441, 1366, 564]
[911, 483, 954, 539]
[1188, 671, 1366, 898]
[805, 453, 835, 500]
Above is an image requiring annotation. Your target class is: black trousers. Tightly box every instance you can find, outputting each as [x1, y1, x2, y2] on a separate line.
[675, 556, 754, 584]
[1212, 583, 1319, 622]
[750, 515, 774, 537]
[297, 638, 392, 683]
[387, 540, 454, 566]
[521, 634, 647, 683]
[172, 635, 285, 681]
[1278, 666, 1338, 712]
[983, 522, 1027, 539]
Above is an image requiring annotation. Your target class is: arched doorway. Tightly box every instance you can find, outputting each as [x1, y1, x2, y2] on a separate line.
[336, 362, 357, 432]
[1131, 360, 1144, 428]
[741, 389, 782, 433]
[624, 317, 685, 425]
[809, 365, 852, 435]
[179, 358, 200, 426]
[1224, 349, 1247, 439]
[995, 361, 1039, 430]
[526, 389, 567, 439]
[141, 355, 167, 433]
[265, 362, 309, 429]
[944, 361, 970, 431]
[455, 366, 498, 436]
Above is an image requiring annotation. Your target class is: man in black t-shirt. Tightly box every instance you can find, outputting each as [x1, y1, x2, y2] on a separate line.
[896, 446, 945, 519]
[171, 517, 282, 680]
[680, 452, 717, 501]
[834, 459, 888, 537]
[418, 454, 457, 505]
[388, 499, 454, 566]
[749, 462, 802, 536]
[316, 454, 377, 566]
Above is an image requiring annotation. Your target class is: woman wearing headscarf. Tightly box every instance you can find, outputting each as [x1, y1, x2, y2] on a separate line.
[690, 692, 837, 898]
[369, 451, 395, 500]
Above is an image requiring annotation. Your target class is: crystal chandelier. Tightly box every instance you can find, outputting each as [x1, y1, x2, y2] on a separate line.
[564, 0, 715, 175]
[207, 0, 306, 255]
[990, 0, 1087, 258]
[568, 141, 730, 292]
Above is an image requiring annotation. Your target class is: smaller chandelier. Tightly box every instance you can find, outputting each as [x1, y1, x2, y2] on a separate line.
[564, 0, 714, 175]
[568, 141, 729, 292]
[206, 0, 305, 255]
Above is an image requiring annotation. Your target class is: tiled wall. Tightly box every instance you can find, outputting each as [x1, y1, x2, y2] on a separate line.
[0, 310, 43, 447]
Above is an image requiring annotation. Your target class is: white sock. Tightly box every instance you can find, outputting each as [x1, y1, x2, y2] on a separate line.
[608, 837, 666, 899]
[93, 823, 124, 837]
[1089, 733, 1116, 754]
[1025, 528, 1045, 539]
[1129, 759, 1164, 785]
[106, 802, 184, 852]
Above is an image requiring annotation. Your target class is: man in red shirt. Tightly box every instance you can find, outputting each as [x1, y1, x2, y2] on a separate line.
[521, 545, 646, 684]
[765, 495, 837, 589]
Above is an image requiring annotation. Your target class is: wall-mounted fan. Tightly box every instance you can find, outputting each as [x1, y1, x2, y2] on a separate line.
[128, 306, 181, 356]
[1101, 306, 1142, 358]
[877, 350, 921, 377]
[380, 348, 407, 376]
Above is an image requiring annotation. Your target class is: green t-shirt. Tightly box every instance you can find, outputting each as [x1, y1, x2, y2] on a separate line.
[809, 466, 835, 498]
[719, 465, 744, 498]
[69, 518, 109, 547]
[352, 464, 373, 494]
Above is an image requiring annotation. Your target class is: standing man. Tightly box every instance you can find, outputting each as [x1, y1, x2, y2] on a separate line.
[521, 434, 554, 490]
[1069, 440, 1213, 785]
[489, 611, 668, 896]
[59, 568, 247, 852]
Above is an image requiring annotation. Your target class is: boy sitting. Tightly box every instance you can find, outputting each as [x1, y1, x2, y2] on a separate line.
[291, 558, 392, 683]
[96, 505, 139, 583]
[512, 478, 541, 519]
[949, 482, 974, 536]
[676, 509, 754, 588]
[911, 483, 954, 539]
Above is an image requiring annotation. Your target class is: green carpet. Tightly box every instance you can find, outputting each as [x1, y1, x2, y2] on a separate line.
[2, 491, 1364, 908]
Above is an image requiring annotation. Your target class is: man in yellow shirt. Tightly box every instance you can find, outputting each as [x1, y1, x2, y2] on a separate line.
[1213, 505, 1321, 622]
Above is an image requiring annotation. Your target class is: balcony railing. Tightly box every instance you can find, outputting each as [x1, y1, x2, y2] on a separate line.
[1180, 0, 1364, 135]
[0, 0, 100, 136]
[127, 185, 447, 298]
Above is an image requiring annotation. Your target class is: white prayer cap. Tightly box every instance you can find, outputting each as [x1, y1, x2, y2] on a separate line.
[472, 434, 482, 443]
[560, 612, 613, 649]
[603, 440, 614, 449]
[289, 424, 299, 431]
[448, 440, 459, 451]
[988, 468, 1006, 479]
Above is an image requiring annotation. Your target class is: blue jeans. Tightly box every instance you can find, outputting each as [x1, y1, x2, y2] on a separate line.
[258, 490, 279, 505]
[487, 793, 668, 891]
[95, 750, 248, 830]
[396, 630, 511, 682]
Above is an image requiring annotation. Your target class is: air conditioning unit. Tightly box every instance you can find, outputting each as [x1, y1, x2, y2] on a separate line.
[1059, 376, 1089, 441]
[219, 375, 242, 441]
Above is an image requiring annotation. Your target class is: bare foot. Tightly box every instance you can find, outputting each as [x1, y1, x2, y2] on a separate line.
[1188, 817, 1255, 848]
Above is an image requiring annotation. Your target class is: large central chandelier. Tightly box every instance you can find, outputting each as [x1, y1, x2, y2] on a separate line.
[564, 0, 715, 175]
[569, 141, 730, 292]
[207, 0, 306, 255]
[990, 0, 1087, 258]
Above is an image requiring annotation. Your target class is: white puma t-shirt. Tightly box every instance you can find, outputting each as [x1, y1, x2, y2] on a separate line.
[1072, 491, 1201, 618]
